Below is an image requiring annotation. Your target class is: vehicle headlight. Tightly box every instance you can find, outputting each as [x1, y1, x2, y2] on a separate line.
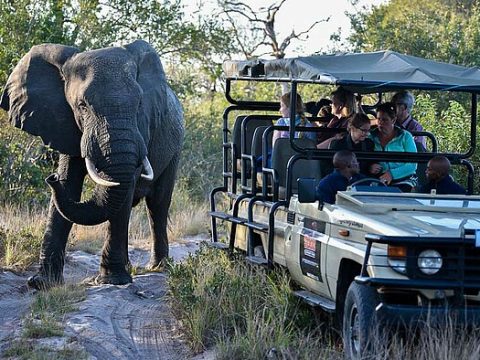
[417, 249, 443, 275]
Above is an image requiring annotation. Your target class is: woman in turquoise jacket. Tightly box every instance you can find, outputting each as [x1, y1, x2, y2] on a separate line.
[369, 102, 417, 191]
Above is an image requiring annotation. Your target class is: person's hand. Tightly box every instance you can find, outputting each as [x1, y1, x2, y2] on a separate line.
[369, 163, 382, 174]
[379, 171, 393, 185]
[334, 132, 345, 140]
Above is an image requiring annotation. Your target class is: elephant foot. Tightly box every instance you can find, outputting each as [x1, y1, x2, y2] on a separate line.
[147, 257, 168, 271]
[95, 271, 132, 285]
[27, 273, 64, 291]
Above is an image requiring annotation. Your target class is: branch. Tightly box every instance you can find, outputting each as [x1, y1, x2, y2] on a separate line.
[223, 8, 261, 23]
[266, 0, 287, 18]
[222, 0, 257, 15]
[279, 18, 328, 53]
[224, 12, 253, 58]
[294, 18, 328, 38]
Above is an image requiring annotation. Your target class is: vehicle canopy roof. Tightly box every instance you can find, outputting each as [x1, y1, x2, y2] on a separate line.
[223, 50, 480, 93]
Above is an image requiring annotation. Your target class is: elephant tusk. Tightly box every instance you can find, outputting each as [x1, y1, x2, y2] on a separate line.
[141, 157, 154, 181]
[85, 158, 120, 187]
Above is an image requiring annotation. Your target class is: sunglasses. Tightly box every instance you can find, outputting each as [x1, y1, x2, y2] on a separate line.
[354, 126, 370, 134]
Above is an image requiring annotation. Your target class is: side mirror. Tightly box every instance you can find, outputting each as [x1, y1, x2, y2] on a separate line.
[297, 178, 317, 203]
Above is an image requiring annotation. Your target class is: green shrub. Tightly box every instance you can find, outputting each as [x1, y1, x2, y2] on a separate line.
[0, 116, 56, 205]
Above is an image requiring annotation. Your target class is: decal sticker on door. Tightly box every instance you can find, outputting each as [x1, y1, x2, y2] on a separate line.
[299, 218, 326, 282]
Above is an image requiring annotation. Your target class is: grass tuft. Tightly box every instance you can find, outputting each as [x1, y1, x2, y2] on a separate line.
[23, 317, 64, 339]
[5, 284, 88, 358]
[21, 284, 86, 341]
[368, 319, 480, 360]
[167, 245, 339, 358]
[0, 204, 45, 270]
[30, 284, 86, 316]
[4, 339, 87, 360]
[168, 199, 210, 242]
[0, 227, 43, 270]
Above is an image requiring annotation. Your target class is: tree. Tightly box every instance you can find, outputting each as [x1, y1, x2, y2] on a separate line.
[346, 0, 480, 67]
[217, 0, 328, 59]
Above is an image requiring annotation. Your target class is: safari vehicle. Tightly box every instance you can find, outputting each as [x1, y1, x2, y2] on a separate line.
[208, 51, 480, 359]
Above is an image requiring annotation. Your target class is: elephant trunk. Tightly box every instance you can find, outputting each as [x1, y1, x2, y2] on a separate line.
[46, 173, 109, 225]
[47, 121, 148, 226]
[47, 151, 141, 226]
[46, 167, 137, 226]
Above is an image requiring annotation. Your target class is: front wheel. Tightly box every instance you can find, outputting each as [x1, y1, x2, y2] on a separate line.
[343, 282, 379, 360]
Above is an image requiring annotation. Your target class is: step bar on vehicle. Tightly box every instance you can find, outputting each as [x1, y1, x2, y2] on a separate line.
[209, 193, 287, 269]
[294, 290, 336, 312]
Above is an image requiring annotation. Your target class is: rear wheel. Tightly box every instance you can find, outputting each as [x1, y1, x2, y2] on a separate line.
[343, 282, 379, 360]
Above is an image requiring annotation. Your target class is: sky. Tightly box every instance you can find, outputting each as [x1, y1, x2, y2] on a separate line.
[184, 0, 387, 57]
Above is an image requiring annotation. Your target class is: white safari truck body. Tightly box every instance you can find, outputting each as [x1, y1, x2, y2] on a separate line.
[209, 51, 480, 359]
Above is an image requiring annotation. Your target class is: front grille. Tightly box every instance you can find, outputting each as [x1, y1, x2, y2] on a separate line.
[409, 244, 480, 284]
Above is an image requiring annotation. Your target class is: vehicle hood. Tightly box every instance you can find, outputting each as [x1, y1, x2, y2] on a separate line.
[366, 210, 480, 237]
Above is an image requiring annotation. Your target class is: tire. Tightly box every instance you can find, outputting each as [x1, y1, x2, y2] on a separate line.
[342, 282, 380, 360]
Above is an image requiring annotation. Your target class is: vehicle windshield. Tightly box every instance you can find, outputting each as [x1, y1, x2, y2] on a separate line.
[351, 194, 480, 209]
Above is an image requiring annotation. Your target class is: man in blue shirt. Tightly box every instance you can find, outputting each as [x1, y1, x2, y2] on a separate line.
[418, 156, 466, 195]
[315, 150, 364, 203]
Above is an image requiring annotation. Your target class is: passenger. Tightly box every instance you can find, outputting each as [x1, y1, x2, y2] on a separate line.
[329, 113, 375, 174]
[417, 156, 466, 195]
[369, 102, 418, 192]
[317, 86, 356, 146]
[305, 98, 333, 118]
[272, 91, 316, 145]
[315, 150, 364, 204]
[391, 91, 426, 150]
[318, 103, 333, 120]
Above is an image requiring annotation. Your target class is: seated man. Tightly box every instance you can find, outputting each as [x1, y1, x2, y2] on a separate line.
[418, 156, 466, 195]
[315, 150, 364, 204]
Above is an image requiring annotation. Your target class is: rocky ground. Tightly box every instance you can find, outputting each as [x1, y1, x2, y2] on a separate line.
[0, 236, 215, 360]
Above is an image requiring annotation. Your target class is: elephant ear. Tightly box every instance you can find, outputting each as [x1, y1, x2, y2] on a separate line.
[0, 44, 82, 156]
[124, 40, 168, 134]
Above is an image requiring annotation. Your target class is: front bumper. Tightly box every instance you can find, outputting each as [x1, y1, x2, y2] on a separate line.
[375, 302, 480, 326]
[356, 275, 480, 326]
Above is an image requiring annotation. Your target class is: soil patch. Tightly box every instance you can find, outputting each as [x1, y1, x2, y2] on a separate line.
[0, 235, 213, 359]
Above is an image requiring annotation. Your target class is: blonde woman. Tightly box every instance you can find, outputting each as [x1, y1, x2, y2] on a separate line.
[272, 91, 316, 145]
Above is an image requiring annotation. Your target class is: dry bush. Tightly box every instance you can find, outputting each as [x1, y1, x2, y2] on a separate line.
[366, 318, 480, 360]
[0, 204, 46, 269]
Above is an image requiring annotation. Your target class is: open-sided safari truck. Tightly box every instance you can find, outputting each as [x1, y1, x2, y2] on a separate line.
[209, 51, 480, 359]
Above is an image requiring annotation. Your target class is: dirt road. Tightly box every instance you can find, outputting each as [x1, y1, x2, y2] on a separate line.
[0, 237, 213, 360]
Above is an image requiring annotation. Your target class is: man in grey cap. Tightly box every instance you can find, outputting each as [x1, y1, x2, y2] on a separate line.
[392, 91, 426, 150]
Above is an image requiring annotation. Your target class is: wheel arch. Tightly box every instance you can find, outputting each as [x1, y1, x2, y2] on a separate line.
[335, 258, 363, 328]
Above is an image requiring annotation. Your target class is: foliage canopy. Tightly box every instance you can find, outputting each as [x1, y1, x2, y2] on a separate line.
[348, 0, 480, 67]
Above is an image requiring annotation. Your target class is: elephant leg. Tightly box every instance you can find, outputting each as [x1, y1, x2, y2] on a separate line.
[146, 156, 179, 268]
[28, 155, 86, 290]
[96, 181, 135, 285]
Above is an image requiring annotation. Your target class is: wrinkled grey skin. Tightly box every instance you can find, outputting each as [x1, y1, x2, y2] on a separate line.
[0, 40, 184, 289]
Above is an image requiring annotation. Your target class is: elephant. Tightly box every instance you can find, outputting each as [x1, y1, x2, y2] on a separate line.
[0, 40, 184, 289]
